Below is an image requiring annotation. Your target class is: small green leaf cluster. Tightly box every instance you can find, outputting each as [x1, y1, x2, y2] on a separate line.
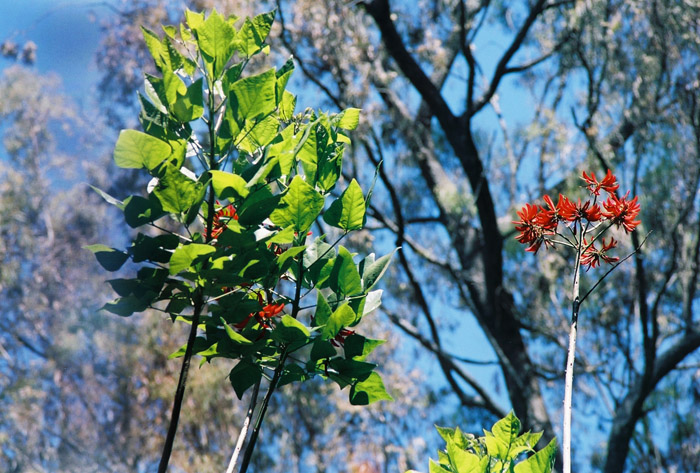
[87, 9, 393, 405]
[408, 412, 556, 473]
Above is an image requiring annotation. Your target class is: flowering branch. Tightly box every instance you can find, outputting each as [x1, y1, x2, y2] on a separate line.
[513, 169, 643, 473]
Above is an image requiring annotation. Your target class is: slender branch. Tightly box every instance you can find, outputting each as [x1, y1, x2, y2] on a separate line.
[157, 297, 204, 473]
[238, 350, 288, 473]
[226, 380, 261, 473]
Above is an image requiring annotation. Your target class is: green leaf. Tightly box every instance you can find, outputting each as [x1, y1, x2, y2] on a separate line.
[272, 315, 311, 344]
[114, 129, 172, 170]
[492, 411, 521, 444]
[329, 246, 362, 296]
[513, 438, 557, 473]
[337, 108, 361, 130]
[230, 68, 277, 122]
[447, 440, 481, 473]
[269, 175, 324, 233]
[229, 359, 262, 399]
[123, 195, 165, 228]
[236, 186, 280, 226]
[195, 9, 235, 77]
[349, 372, 393, 405]
[362, 249, 397, 292]
[172, 77, 204, 122]
[343, 334, 385, 361]
[276, 57, 295, 101]
[169, 243, 216, 275]
[129, 233, 179, 264]
[209, 170, 250, 200]
[278, 363, 310, 387]
[313, 291, 332, 326]
[144, 74, 168, 114]
[85, 244, 129, 272]
[321, 303, 356, 339]
[362, 289, 383, 317]
[152, 164, 204, 215]
[279, 90, 296, 121]
[323, 178, 366, 230]
[428, 459, 452, 473]
[184, 9, 205, 31]
[90, 186, 124, 210]
[235, 114, 280, 154]
[221, 317, 253, 345]
[142, 27, 168, 70]
[310, 338, 337, 361]
[275, 245, 306, 272]
[101, 296, 151, 317]
[235, 11, 275, 58]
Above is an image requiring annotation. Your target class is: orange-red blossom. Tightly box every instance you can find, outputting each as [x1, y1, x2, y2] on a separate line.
[513, 170, 640, 269]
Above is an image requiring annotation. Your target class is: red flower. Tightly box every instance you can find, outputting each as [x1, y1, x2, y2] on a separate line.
[536, 194, 568, 229]
[331, 328, 355, 347]
[601, 192, 641, 233]
[581, 237, 620, 269]
[205, 203, 238, 239]
[233, 293, 285, 330]
[559, 198, 601, 224]
[513, 203, 552, 253]
[582, 169, 619, 196]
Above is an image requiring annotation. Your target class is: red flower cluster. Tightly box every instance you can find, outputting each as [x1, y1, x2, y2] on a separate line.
[204, 203, 238, 239]
[513, 170, 641, 268]
[233, 292, 285, 330]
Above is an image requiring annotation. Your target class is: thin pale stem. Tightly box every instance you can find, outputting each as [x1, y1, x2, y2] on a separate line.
[226, 380, 261, 473]
[563, 230, 582, 473]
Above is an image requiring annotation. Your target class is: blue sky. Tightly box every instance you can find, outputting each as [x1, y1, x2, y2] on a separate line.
[0, 0, 110, 99]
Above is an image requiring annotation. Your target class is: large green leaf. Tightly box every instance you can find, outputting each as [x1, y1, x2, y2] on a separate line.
[349, 372, 393, 405]
[269, 175, 324, 233]
[194, 9, 236, 77]
[230, 68, 277, 122]
[485, 411, 521, 461]
[323, 178, 366, 231]
[209, 170, 249, 200]
[169, 243, 216, 274]
[329, 246, 362, 296]
[113, 129, 172, 170]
